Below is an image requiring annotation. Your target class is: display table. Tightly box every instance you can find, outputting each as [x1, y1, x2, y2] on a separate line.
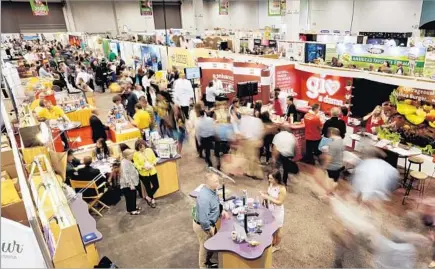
[109, 124, 142, 143]
[350, 133, 423, 168]
[140, 156, 181, 199]
[66, 108, 93, 127]
[205, 207, 278, 268]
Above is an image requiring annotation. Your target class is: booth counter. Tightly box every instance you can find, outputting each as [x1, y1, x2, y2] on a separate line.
[140, 156, 181, 199]
[109, 124, 142, 143]
[66, 108, 93, 127]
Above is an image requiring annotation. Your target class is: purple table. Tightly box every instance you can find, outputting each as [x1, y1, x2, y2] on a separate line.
[204, 208, 277, 263]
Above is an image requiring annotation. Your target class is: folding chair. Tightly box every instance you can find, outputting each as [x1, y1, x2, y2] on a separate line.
[70, 180, 109, 217]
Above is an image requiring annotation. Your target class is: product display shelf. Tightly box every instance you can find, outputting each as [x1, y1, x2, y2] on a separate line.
[27, 155, 92, 268]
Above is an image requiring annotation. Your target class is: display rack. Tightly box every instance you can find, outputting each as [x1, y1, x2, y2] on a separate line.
[28, 155, 92, 268]
[54, 91, 88, 113]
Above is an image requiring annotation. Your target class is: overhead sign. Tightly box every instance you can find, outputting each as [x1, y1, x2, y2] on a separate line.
[268, 0, 281, 16]
[29, 0, 49, 16]
[219, 0, 229, 15]
[139, 0, 153, 16]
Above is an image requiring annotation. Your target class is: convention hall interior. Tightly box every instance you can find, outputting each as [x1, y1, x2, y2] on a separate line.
[2, 0, 435, 268]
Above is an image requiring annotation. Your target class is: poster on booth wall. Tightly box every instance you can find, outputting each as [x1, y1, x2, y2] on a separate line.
[274, 64, 300, 97]
[1, 217, 46, 268]
[299, 71, 352, 112]
[278, 41, 305, 62]
[336, 43, 427, 76]
[280, 0, 286, 16]
[197, 58, 235, 94]
[139, 0, 153, 16]
[268, 0, 281, 16]
[30, 0, 49, 16]
[141, 45, 162, 71]
[68, 35, 81, 48]
[219, 0, 229, 15]
[408, 37, 435, 79]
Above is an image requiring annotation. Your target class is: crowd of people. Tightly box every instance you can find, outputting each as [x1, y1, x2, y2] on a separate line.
[6, 37, 435, 269]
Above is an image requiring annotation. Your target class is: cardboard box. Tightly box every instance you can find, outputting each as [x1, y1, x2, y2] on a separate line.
[1, 147, 14, 166]
[1, 170, 11, 180]
[1, 164, 18, 179]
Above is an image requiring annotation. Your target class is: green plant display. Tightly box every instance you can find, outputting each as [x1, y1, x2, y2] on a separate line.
[376, 127, 401, 143]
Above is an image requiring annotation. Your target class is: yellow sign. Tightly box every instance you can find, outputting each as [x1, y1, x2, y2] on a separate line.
[168, 47, 193, 69]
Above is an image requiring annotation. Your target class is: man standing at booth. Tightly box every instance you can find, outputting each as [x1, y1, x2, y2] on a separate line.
[303, 103, 323, 165]
[173, 73, 194, 120]
[193, 173, 229, 269]
[37, 99, 71, 151]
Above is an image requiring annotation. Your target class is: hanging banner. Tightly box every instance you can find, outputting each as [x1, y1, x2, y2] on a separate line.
[219, 0, 229, 15]
[299, 71, 352, 112]
[1, 217, 46, 268]
[141, 45, 162, 71]
[198, 58, 234, 94]
[274, 64, 300, 97]
[30, 0, 49, 16]
[280, 0, 286, 16]
[336, 44, 427, 76]
[140, 0, 153, 16]
[268, 0, 281, 16]
[408, 37, 435, 79]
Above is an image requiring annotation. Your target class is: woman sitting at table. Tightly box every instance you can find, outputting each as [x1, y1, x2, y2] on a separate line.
[120, 149, 141, 215]
[260, 171, 287, 253]
[363, 106, 384, 134]
[93, 138, 113, 160]
[133, 139, 159, 208]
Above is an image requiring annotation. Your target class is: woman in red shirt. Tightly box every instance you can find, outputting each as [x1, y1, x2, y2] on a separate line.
[340, 106, 349, 124]
[363, 106, 384, 133]
[273, 91, 284, 117]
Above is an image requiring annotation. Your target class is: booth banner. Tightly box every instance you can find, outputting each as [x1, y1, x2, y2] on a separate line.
[102, 39, 111, 57]
[336, 44, 427, 75]
[299, 71, 352, 111]
[109, 42, 119, 56]
[268, 0, 281, 16]
[278, 41, 305, 62]
[198, 58, 234, 93]
[1, 217, 46, 268]
[395, 87, 435, 105]
[168, 47, 194, 69]
[68, 35, 81, 48]
[30, 0, 49, 16]
[274, 64, 300, 97]
[408, 37, 435, 79]
[219, 0, 229, 15]
[141, 45, 162, 71]
[139, 0, 153, 16]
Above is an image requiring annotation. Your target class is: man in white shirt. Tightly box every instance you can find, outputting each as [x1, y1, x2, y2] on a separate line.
[173, 73, 194, 119]
[238, 115, 264, 179]
[212, 75, 223, 91]
[272, 130, 298, 185]
[75, 66, 90, 85]
[205, 81, 221, 109]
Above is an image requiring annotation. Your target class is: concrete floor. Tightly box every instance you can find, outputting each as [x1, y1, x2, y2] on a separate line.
[93, 92, 434, 268]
